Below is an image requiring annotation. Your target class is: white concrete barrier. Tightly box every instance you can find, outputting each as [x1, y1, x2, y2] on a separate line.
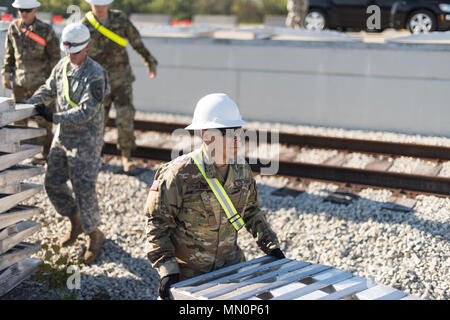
[35, 12, 52, 24]
[128, 36, 450, 137]
[1, 30, 449, 137]
[193, 14, 237, 28]
[264, 15, 286, 27]
[129, 13, 171, 27]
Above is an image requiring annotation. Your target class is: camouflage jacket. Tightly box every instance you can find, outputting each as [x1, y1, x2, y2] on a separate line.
[26, 56, 110, 148]
[81, 9, 158, 83]
[145, 147, 280, 280]
[1, 18, 60, 88]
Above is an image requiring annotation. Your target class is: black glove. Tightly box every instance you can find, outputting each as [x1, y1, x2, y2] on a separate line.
[35, 104, 53, 123]
[269, 248, 286, 259]
[159, 273, 179, 300]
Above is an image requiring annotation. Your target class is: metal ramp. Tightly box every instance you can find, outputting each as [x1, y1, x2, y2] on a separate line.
[170, 256, 421, 300]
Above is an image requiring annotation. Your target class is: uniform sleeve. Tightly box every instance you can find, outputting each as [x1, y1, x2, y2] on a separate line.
[145, 169, 183, 278]
[242, 175, 280, 255]
[52, 73, 108, 125]
[26, 63, 58, 105]
[1, 26, 15, 76]
[125, 17, 158, 72]
[46, 27, 61, 71]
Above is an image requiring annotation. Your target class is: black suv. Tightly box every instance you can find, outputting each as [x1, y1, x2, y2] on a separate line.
[304, 0, 450, 33]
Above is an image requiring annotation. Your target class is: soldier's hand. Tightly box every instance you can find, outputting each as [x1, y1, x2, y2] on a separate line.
[269, 248, 286, 259]
[149, 69, 157, 79]
[159, 273, 179, 300]
[35, 104, 54, 123]
[1, 73, 12, 90]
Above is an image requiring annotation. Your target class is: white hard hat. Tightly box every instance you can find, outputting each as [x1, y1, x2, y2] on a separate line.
[12, 0, 41, 9]
[85, 0, 114, 5]
[60, 23, 91, 53]
[185, 93, 247, 130]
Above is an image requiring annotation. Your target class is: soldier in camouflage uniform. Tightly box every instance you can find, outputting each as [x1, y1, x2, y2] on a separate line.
[1, 0, 60, 160]
[145, 93, 285, 300]
[26, 23, 110, 264]
[81, 0, 158, 172]
[286, 0, 309, 28]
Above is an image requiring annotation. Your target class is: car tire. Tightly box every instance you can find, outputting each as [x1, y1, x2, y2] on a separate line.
[304, 9, 327, 30]
[406, 9, 437, 34]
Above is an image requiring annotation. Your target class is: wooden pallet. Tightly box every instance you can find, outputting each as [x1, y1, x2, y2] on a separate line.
[0, 98, 14, 113]
[0, 98, 44, 297]
[0, 242, 41, 271]
[0, 144, 43, 172]
[0, 104, 37, 127]
[0, 165, 44, 189]
[0, 143, 20, 153]
[0, 183, 43, 214]
[0, 205, 41, 230]
[0, 126, 46, 145]
[170, 256, 422, 300]
[0, 221, 41, 255]
[0, 258, 42, 297]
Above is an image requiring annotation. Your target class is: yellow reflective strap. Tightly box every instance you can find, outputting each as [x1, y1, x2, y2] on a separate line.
[191, 152, 245, 231]
[86, 11, 127, 47]
[63, 60, 79, 108]
[63, 60, 103, 110]
[215, 180, 246, 228]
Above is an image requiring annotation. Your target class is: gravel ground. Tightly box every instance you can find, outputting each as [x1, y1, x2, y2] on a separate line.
[2, 159, 160, 300]
[2, 157, 448, 300]
[107, 125, 450, 178]
[238, 176, 449, 300]
[2, 113, 449, 300]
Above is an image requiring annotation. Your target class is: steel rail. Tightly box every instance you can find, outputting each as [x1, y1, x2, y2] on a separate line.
[102, 142, 450, 197]
[106, 118, 450, 160]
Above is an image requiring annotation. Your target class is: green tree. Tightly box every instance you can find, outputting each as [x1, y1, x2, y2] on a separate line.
[262, 0, 288, 15]
[232, 0, 265, 23]
[146, 0, 196, 20]
[39, 0, 84, 16]
[109, 0, 149, 15]
[195, 0, 233, 15]
[2, 0, 289, 23]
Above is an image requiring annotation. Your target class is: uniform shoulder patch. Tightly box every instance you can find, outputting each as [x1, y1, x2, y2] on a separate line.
[150, 180, 160, 191]
[90, 79, 104, 102]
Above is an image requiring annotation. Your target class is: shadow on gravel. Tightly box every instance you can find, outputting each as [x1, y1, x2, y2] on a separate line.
[101, 162, 157, 187]
[261, 185, 449, 241]
[101, 161, 448, 241]
[77, 239, 160, 300]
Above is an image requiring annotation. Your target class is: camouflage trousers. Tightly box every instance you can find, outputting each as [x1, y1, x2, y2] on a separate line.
[104, 79, 136, 155]
[45, 141, 102, 233]
[13, 85, 55, 158]
[286, 0, 309, 28]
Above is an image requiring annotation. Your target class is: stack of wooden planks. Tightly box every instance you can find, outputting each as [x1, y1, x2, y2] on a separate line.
[0, 97, 45, 297]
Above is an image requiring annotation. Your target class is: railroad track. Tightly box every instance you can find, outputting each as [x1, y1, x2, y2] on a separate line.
[106, 118, 450, 160]
[104, 118, 450, 197]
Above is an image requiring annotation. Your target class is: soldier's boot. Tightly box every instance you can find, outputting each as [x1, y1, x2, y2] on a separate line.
[84, 228, 105, 265]
[121, 150, 137, 172]
[42, 143, 51, 160]
[60, 212, 83, 247]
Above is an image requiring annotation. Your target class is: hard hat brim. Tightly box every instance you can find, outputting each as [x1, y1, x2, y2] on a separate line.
[12, 3, 41, 9]
[185, 119, 247, 131]
[85, 0, 114, 5]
